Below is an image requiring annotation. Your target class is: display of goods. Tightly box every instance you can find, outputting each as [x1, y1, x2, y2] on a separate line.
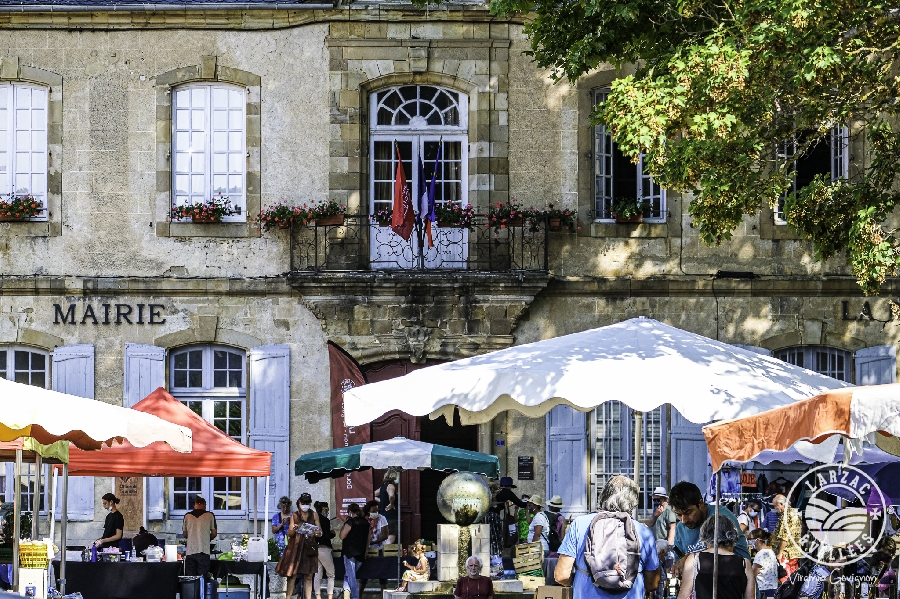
[19, 541, 49, 569]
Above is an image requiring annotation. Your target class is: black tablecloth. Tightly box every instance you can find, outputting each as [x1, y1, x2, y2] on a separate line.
[54, 561, 182, 599]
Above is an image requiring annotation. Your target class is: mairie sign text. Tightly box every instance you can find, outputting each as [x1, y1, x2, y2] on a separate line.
[53, 303, 167, 325]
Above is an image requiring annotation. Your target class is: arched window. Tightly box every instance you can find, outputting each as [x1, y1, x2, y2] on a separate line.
[775, 345, 851, 381]
[369, 85, 469, 269]
[169, 344, 246, 514]
[172, 83, 247, 221]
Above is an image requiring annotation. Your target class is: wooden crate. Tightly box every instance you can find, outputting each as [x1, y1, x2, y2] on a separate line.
[518, 575, 544, 591]
[515, 542, 543, 558]
[367, 547, 380, 557]
[513, 542, 544, 573]
[383, 543, 400, 557]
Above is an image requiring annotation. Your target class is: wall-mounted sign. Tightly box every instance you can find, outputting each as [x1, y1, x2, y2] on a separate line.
[53, 303, 167, 325]
[518, 456, 534, 480]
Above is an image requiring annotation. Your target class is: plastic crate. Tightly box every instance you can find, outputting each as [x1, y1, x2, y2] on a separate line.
[18, 542, 49, 569]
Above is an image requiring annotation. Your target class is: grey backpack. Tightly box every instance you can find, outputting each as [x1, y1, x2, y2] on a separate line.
[580, 511, 641, 591]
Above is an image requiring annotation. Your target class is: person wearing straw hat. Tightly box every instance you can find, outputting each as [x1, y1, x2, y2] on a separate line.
[526, 495, 551, 553]
[545, 495, 567, 553]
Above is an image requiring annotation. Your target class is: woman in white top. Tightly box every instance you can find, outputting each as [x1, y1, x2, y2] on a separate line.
[525, 495, 550, 553]
[748, 529, 779, 598]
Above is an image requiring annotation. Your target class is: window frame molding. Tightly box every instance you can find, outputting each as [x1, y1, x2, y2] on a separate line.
[0, 57, 62, 239]
[154, 56, 260, 239]
[576, 70, 676, 240]
[167, 343, 249, 518]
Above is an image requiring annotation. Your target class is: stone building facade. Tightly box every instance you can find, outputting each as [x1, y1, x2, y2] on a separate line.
[0, 0, 896, 547]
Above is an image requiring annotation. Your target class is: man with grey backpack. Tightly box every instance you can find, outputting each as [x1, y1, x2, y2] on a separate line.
[554, 475, 661, 599]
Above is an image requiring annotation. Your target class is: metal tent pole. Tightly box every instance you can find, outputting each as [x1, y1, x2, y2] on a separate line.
[48, 467, 57, 547]
[633, 411, 643, 516]
[59, 464, 68, 596]
[32, 454, 42, 541]
[263, 476, 269, 599]
[396, 470, 402, 585]
[253, 477, 259, 537]
[13, 449, 21, 592]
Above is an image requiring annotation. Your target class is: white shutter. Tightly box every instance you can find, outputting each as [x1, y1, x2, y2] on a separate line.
[0, 85, 8, 195]
[855, 345, 897, 385]
[249, 344, 290, 517]
[546, 405, 588, 517]
[13, 85, 47, 206]
[668, 409, 709, 496]
[173, 86, 209, 209]
[124, 343, 166, 520]
[52, 344, 95, 521]
[210, 86, 246, 218]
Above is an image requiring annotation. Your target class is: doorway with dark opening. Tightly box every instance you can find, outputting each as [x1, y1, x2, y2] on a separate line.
[363, 359, 480, 547]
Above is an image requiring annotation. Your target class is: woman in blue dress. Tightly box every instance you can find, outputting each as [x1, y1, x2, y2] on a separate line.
[272, 496, 293, 552]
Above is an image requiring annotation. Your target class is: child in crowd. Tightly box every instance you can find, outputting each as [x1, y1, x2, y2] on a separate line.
[748, 529, 779, 599]
[396, 540, 430, 592]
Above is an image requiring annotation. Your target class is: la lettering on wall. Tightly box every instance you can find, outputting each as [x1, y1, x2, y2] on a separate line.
[53, 302, 167, 325]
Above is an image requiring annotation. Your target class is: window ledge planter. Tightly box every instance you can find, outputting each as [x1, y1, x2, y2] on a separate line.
[191, 215, 222, 224]
[0, 216, 30, 222]
[614, 214, 643, 224]
[315, 214, 345, 227]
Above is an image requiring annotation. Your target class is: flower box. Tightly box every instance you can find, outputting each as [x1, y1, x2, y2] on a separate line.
[437, 220, 463, 228]
[506, 217, 524, 227]
[192, 215, 222, 224]
[376, 218, 392, 227]
[548, 217, 562, 231]
[614, 213, 643, 224]
[315, 214, 345, 227]
[0, 216, 27, 222]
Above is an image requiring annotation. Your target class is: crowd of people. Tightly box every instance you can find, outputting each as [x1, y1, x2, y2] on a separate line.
[266, 473, 897, 599]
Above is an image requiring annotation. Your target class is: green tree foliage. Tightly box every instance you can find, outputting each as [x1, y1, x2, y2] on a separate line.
[490, 0, 900, 293]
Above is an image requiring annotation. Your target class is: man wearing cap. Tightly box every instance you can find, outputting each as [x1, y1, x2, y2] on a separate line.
[648, 487, 677, 545]
[526, 495, 551, 553]
[183, 495, 217, 578]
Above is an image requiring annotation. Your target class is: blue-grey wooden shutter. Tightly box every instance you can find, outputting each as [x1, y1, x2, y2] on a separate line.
[669, 408, 709, 497]
[249, 345, 290, 518]
[52, 344, 95, 521]
[855, 346, 897, 385]
[124, 343, 166, 520]
[546, 405, 588, 517]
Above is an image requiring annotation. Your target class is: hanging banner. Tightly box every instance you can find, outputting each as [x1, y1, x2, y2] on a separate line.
[328, 342, 374, 518]
[115, 476, 144, 532]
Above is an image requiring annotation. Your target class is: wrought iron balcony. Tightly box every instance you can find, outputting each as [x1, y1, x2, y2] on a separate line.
[288, 214, 549, 273]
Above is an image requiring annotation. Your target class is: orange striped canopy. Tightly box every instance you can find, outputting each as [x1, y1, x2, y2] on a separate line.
[704, 384, 900, 471]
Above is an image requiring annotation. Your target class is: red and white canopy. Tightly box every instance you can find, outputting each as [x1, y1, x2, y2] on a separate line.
[704, 383, 900, 471]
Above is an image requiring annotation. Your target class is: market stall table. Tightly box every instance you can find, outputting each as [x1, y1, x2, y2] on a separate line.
[211, 560, 269, 598]
[53, 561, 182, 599]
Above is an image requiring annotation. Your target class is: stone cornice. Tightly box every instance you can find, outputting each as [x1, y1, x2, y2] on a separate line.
[0, 6, 522, 29]
[0, 276, 294, 297]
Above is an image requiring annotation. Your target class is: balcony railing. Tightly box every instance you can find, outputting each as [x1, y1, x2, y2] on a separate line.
[289, 214, 549, 273]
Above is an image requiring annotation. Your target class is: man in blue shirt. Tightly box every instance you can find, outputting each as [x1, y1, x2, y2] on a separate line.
[669, 481, 750, 577]
[554, 475, 660, 599]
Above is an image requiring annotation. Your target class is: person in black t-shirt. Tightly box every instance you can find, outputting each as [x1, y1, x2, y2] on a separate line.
[340, 503, 370, 599]
[94, 493, 125, 550]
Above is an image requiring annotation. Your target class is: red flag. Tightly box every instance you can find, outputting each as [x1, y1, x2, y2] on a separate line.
[392, 144, 415, 241]
[328, 341, 373, 519]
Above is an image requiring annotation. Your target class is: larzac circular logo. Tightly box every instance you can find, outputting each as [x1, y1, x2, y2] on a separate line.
[789, 463, 887, 567]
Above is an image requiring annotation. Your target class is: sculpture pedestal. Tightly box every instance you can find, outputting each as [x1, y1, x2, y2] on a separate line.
[435, 524, 491, 581]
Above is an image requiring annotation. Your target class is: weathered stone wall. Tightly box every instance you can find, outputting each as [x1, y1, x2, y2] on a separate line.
[0, 278, 333, 543]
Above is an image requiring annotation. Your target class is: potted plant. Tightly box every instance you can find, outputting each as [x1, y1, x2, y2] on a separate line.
[543, 203, 578, 232]
[611, 197, 649, 224]
[435, 203, 476, 229]
[308, 200, 346, 227]
[258, 202, 308, 232]
[370, 206, 393, 227]
[0, 195, 42, 222]
[488, 199, 527, 234]
[171, 194, 235, 224]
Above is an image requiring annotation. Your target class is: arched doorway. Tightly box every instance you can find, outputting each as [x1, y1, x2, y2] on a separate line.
[363, 359, 479, 545]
